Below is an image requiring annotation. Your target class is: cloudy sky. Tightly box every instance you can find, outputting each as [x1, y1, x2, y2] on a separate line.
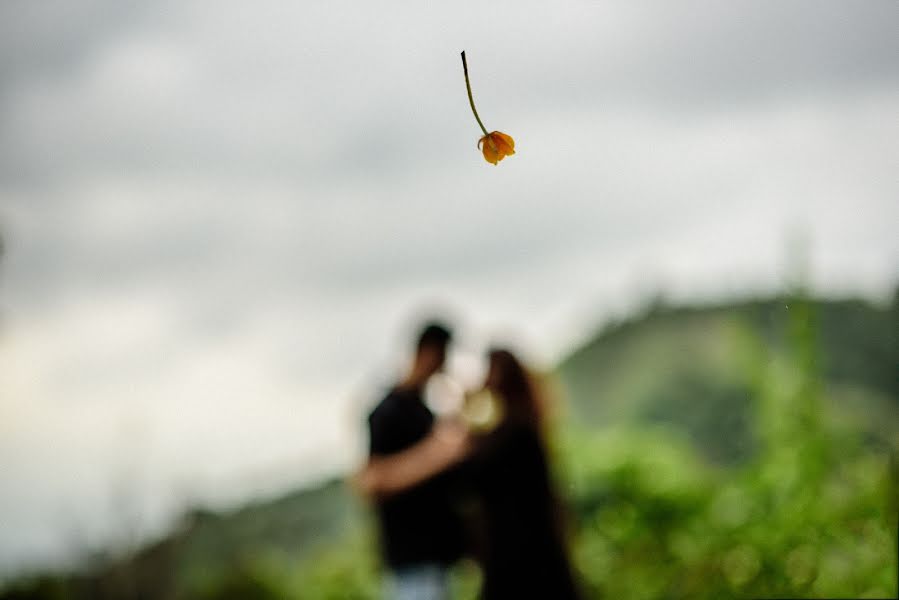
[1, 0, 897, 576]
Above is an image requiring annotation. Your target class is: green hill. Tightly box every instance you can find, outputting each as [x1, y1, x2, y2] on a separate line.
[173, 478, 365, 587]
[0, 479, 369, 600]
[556, 295, 898, 463]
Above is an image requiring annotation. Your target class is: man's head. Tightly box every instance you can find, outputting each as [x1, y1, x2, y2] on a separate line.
[413, 321, 452, 378]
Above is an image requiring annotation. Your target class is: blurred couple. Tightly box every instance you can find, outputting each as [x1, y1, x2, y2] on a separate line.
[356, 322, 581, 600]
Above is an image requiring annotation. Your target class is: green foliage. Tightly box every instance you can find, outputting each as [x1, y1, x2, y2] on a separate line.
[291, 531, 381, 600]
[192, 567, 285, 600]
[553, 290, 898, 599]
[561, 427, 895, 599]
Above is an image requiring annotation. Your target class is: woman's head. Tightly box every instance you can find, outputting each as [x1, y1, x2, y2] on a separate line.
[485, 348, 542, 428]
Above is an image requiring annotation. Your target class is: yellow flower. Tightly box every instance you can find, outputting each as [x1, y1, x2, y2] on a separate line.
[462, 51, 515, 166]
[478, 131, 515, 165]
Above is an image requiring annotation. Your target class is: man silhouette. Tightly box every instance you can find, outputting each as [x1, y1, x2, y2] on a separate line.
[366, 322, 465, 600]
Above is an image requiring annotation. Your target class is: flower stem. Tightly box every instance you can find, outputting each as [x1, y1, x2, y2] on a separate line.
[461, 51, 489, 136]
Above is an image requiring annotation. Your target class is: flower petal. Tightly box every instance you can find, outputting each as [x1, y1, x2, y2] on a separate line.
[493, 131, 515, 154]
[481, 139, 500, 164]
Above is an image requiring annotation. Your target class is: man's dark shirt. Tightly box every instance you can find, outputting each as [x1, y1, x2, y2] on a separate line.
[368, 387, 465, 568]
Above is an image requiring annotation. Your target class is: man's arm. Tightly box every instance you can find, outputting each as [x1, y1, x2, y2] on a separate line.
[357, 421, 469, 498]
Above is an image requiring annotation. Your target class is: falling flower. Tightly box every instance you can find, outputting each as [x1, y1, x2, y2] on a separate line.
[478, 131, 515, 165]
[461, 51, 515, 165]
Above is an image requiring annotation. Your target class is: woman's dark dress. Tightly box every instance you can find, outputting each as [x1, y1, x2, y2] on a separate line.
[462, 420, 580, 600]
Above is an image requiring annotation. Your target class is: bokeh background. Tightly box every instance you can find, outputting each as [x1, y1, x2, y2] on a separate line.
[1, 1, 896, 598]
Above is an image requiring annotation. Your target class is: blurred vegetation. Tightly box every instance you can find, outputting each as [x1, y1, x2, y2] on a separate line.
[2, 290, 896, 599]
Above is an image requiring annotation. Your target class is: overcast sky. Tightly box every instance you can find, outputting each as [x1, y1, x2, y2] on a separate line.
[1, 0, 897, 576]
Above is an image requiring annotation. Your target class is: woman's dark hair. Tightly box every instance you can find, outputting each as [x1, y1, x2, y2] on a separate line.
[487, 348, 543, 430]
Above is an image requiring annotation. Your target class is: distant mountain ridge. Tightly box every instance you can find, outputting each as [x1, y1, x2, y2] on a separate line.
[556, 294, 897, 462]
